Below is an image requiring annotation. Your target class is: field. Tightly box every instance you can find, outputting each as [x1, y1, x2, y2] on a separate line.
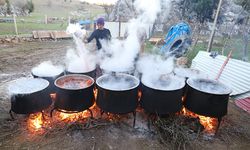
[0, 0, 104, 35]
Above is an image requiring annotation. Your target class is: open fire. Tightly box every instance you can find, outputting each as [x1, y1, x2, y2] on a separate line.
[181, 107, 218, 134]
[27, 113, 45, 133]
[16, 76, 224, 136]
[27, 106, 218, 135]
[27, 92, 98, 134]
[27, 109, 96, 133]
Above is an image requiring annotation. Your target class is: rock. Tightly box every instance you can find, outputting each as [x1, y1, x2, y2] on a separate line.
[197, 40, 204, 44]
[12, 38, 19, 44]
[5, 38, 11, 43]
[176, 57, 188, 66]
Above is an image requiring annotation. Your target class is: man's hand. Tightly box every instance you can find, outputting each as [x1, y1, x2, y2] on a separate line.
[83, 39, 88, 44]
[74, 30, 82, 38]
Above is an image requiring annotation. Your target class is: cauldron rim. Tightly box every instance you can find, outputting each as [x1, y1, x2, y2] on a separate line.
[66, 65, 96, 74]
[100, 66, 135, 74]
[8, 78, 49, 95]
[187, 78, 232, 95]
[141, 81, 185, 92]
[141, 77, 185, 91]
[54, 74, 95, 90]
[96, 73, 140, 91]
[31, 68, 64, 78]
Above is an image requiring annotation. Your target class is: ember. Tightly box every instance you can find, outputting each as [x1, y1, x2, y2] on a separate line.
[54, 110, 90, 123]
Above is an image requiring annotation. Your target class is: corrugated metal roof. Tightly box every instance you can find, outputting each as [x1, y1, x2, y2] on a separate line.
[191, 51, 250, 96]
[235, 97, 250, 114]
[233, 92, 250, 100]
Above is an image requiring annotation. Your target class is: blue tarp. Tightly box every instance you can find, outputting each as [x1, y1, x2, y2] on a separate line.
[160, 22, 191, 54]
[79, 20, 92, 25]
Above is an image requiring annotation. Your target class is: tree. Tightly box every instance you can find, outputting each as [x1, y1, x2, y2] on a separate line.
[235, 0, 250, 61]
[235, 0, 250, 12]
[101, 4, 114, 19]
[5, 0, 11, 15]
[177, 0, 219, 23]
[25, 0, 34, 13]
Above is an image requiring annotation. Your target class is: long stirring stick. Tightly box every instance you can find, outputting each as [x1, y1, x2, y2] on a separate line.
[215, 49, 233, 80]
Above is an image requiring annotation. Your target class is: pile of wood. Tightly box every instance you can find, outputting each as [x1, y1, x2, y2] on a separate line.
[32, 31, 72, 40]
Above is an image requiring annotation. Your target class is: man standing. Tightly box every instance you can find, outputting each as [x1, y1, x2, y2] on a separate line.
[85, 17, 111, 50]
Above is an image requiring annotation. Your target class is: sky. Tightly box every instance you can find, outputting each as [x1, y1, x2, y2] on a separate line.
[80, 0, 118, 5]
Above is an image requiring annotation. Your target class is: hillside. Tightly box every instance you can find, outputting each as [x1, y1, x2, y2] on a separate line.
[0, 0, 105, 35]
[2, 0, 104, 18]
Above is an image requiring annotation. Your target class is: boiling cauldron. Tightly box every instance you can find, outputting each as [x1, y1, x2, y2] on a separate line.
[9, 78, 52, 114]
[96, 73, 140, 114]
[184, 78, 232, 118]
[140, 75, 185, 115]
[54, 74, 95, 112]
[32, 67, 64, 93]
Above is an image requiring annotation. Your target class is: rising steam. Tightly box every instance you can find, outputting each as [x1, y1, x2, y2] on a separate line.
[66, 24, 96, 73]
[99, 0, 171, 73]
[32, 61, 64, 77]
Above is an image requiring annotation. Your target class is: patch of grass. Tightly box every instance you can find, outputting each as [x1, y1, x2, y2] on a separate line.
[0, 22, 68, 35]
[144, 41, 155, 53]
[144, 36, 249, 65]
[186, 38, 250, 64]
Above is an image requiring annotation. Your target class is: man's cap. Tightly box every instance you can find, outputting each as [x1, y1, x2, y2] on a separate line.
[96, 17, 105, 25]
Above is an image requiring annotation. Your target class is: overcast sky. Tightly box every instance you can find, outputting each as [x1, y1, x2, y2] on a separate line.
[80, 0, 118, 5]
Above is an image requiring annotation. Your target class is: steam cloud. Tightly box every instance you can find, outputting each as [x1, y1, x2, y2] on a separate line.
[66, 24, 96, 73]
[31, 61, 64, 77]
[99, 0, 171, 73]
[8, 78, 49, 95]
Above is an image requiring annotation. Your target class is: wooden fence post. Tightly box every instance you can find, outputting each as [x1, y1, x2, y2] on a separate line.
[68, 16, 71, 25]
[13, 14, 18, 35]
[118, 20, 121, 38]
[207, 0, 223, 52]
[45, 15, 48, 24]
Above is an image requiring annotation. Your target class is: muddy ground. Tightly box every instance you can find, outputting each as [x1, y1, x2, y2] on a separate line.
[0, 40, 249, 150]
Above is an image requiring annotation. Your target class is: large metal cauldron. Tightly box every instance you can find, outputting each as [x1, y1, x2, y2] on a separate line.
[54, 74, 95, 112]
[184, 78, 232, 118]
[96, 73, 140, 114]
[32, 70, 64, 93]
[140, 76, 185, 115]
[9, 78, 51, 114]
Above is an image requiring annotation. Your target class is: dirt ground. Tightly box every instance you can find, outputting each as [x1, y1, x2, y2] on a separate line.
[0, 40, 249, 150]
